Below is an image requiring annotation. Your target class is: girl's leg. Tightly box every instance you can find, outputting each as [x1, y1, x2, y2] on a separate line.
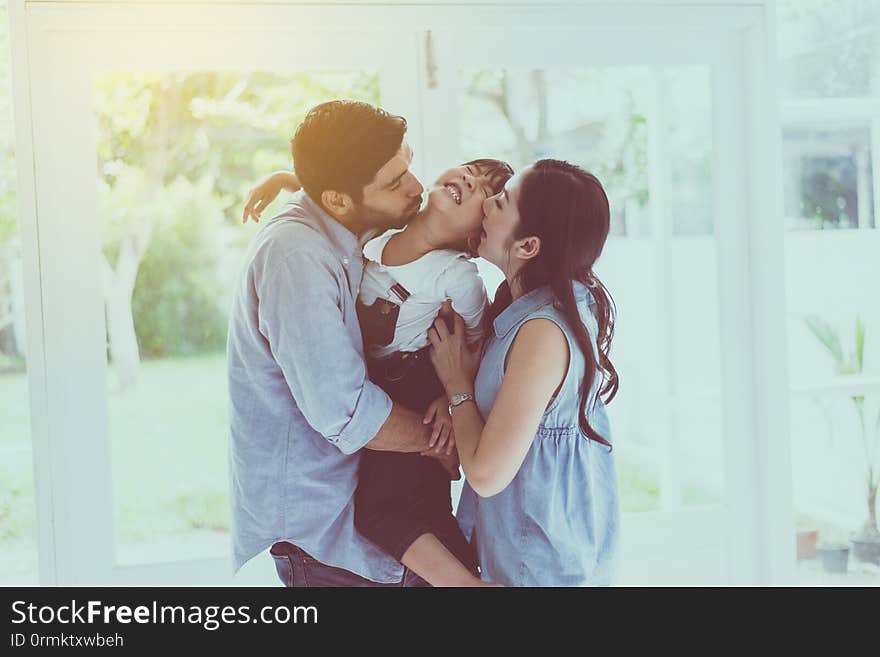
[401, 533, 495, 587]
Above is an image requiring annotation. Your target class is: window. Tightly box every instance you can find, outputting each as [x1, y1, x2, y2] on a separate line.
[0, 0, 37, 584]
[779, 0, 880, 583]
[455, 63, 722, 518]
[779, 0, 880, 233]
[783, 124, 874, 229]
[458, 67, 713, 237]
[94, 70, 381, 564]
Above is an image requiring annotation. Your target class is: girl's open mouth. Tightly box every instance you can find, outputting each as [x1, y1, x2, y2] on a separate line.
[443, 182, 462, 205]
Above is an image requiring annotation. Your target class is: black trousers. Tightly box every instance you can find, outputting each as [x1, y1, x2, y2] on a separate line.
[354, 347, 478, 576]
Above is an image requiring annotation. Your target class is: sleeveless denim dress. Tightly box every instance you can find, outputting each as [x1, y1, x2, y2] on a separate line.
[456, 281, 620, 586]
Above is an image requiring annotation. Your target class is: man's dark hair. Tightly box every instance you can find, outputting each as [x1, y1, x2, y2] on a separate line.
[291, 100, 407, 205]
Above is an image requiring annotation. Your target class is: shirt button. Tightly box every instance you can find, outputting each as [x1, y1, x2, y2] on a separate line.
[342, 257, 349, 267]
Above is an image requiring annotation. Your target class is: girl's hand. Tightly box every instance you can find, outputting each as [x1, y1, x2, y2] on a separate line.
[423, 395, 456, 455]
[420, 447, 462, 481]
[428, 310, 481, 396]
[242, 171, 301, 224]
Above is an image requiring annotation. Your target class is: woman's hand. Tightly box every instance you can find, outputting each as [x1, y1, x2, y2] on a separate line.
[242, 171, 301, 224]
[428, 310, 481, 397]
[423, 395, 456, 455]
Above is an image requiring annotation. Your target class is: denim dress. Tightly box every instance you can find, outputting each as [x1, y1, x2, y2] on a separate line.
[456, 281, 620, 586]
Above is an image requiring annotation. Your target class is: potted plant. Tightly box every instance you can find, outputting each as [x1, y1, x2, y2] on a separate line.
[816, 533, 850, 574]
[796, 514, 819, 560]
[805, 315, 880, 566]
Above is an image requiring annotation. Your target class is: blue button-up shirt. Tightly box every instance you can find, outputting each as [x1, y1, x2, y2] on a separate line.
[227, 191, 403, 582]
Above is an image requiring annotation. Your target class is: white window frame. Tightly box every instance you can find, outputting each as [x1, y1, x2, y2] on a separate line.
[9, 0, 793, 585]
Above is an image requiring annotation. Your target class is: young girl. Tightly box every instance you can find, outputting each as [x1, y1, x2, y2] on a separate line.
[245, 158, 513, 586]
[427, 159, 621, 586]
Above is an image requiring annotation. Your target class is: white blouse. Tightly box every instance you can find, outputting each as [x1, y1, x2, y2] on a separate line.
[359, 228, 488, 359]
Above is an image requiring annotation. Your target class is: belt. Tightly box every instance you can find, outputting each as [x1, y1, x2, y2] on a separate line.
[368, 346, 431, 383]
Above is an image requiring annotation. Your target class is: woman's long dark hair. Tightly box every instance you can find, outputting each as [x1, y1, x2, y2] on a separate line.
[490, 159, 619, 448]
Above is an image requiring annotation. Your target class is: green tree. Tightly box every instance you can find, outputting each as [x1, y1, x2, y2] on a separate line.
[94, 70, 379, 388]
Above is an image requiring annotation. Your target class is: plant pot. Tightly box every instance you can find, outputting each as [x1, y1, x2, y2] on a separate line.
[850, 536, 880, 566]
[796, 530, 818, 560]
[817, 546, 849, 574]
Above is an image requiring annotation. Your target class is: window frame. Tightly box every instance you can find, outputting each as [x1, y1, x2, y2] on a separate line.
[9, 0, 791, 585]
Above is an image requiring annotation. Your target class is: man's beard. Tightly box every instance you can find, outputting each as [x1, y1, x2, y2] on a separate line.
[356, 198, 421, 232]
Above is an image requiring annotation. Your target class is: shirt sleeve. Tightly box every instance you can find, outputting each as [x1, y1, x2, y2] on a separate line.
[256, 249, 392, 455]
[439, 257, 489, 345]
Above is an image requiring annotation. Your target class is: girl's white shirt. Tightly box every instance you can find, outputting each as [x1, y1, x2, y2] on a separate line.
[360, 228, 488, 359]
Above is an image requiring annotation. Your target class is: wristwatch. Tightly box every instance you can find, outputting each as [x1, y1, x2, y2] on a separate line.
[448, 393, 475, 416]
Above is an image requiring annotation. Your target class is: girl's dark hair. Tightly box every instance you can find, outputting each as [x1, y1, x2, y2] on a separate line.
[460, 158, 513, 255]
[291, 100, 407, 205]
[464, 158, 514, 195]
[490, 159, 619, 449]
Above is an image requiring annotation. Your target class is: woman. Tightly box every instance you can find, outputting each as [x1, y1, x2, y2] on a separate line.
[428, 159, 621, 586]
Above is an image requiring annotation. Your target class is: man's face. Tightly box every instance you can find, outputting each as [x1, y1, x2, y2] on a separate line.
[356, 141, 424, 231]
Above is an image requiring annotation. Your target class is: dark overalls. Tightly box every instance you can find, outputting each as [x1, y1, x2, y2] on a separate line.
[353, 280, 479, 577]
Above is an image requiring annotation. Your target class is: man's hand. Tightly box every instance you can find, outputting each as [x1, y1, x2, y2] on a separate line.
[422, 448, 461, 480]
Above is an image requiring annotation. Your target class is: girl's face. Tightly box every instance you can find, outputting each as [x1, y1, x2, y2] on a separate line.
[424, 163, 497, 240]
[478, 166, 529, 270]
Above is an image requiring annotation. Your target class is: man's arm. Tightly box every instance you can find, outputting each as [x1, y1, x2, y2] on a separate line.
[258, 245, 446, 458]
[364, 402, 434, 452]
[367, 403, 462, 479]
[259, 247, 391, 454]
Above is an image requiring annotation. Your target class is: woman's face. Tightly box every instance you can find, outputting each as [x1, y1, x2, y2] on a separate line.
[424, 163, 497, 239]
[478, 165, 529, 269]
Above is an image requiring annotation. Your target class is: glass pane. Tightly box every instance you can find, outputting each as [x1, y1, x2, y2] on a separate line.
[459, 68, 652, 237]
[457, 66, 723, 515]
[0, 0, 38, 584]
[777, 0, 880, 99]
[786, 245, 880, 583]
[94, 71, 380, 564]
[782, 125, 874, 230]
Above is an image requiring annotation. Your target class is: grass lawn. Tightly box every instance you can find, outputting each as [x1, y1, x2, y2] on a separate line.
[1, 351, 684, 577]
[0, 353, 231, 576]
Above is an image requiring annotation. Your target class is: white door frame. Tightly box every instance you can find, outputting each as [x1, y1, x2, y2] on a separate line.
[10, 0, 793, 585]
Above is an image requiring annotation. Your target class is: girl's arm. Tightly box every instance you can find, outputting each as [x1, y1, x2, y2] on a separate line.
[438, 259, 489, 345]
[242, 171, 302, 223]
[428, 314, 568, 497]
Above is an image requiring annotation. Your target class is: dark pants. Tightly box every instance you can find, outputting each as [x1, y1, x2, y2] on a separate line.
[353, 347, 479, 576]
[269, 542, 427, 587]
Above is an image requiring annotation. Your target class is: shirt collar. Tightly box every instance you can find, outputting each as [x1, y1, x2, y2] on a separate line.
[362, 228, 404, 266]
[493, 280, 594, 338]
[297, 191, 365, 262]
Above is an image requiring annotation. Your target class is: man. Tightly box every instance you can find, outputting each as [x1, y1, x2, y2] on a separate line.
[228, 100, 451, 587]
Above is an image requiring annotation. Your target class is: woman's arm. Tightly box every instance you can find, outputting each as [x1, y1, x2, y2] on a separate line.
[242, 171, 302, 223]
[429, 313, 568, 497]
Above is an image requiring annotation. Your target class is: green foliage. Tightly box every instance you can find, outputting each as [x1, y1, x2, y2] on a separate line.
[855, 316, 865, 372]
[129, 176, 229, 358]
[92, 70, 379, 359]
[170, 490, 228, 532]
[805, 315, 848, 372]
[0, 4, 17, 246]
[0, 461, 34, 543]
[805, 314, 880, 536]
